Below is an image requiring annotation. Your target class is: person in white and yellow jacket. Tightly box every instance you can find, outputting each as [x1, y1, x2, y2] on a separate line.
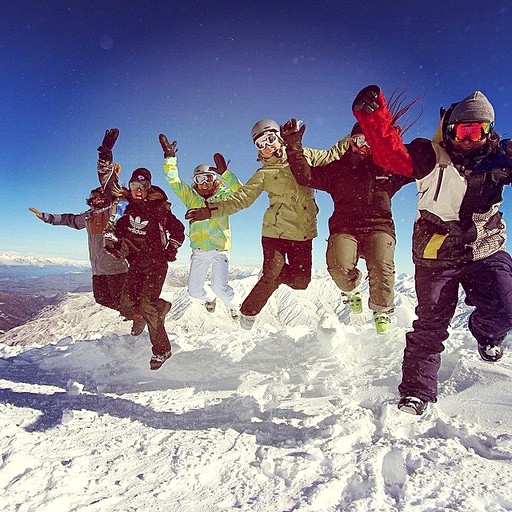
[185, 119, 350, 330]
[159, 134, 243, 319]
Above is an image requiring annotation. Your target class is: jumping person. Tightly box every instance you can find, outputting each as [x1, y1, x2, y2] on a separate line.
[352, 85, 512, 414]
[159, 134, 242, 319]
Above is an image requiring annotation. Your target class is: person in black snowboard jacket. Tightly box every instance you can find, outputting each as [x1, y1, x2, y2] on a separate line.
[99, 134, 185, 370]
[281, 118, 413, 335]
[352, 85, 512, 415]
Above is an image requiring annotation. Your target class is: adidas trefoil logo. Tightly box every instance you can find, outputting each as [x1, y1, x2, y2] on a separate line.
[128, 215, 149, 235]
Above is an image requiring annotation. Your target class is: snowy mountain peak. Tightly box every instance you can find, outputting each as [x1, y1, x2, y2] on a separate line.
[0, 251, 90, 268]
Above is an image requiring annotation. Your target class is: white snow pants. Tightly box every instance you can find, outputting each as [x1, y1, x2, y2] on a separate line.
[187, 248, 240, 309]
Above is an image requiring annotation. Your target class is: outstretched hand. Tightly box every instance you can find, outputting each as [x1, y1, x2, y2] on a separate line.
[352, 85, 381, 113]
[185, 207, 211, 222]
[212, 153, 229, 175]
[280, 118, 306, 151]
[490, 167, 512, 185]
[101, 128, 119, 149]
[280, 118, 305, 138]
[29, 206, 42, 218]
[159, 134, 177, 158]
[98, 128, 119, 161]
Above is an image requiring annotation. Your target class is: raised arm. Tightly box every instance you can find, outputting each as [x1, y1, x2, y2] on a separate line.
[280, 118, 312, 186]
[97, 128, 122, 197]
[159, 134, 196, 205]
[352, 85, 414, 176]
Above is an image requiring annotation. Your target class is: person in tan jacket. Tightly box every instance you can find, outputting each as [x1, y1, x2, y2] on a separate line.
[186, 118, 350, 329]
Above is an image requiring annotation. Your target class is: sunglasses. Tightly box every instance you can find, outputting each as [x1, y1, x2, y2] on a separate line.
[352, 134, 370, 149]
[447, 122, 492, 142]
[193, 172, 217, 185]
[129, 180, 150, 191]
[87, 195, 109, 207]
[254, 131, 279, 150]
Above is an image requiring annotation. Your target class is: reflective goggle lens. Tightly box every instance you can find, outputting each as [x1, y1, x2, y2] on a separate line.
[193, 172, 216, 185]
[129, 180, 150, 191]
[352, 134, 370, 149]
[447, 122, 492, 142]
[255, 132, 278, 150]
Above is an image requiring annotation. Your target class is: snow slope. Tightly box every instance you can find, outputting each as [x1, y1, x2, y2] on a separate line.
[1, 270, 511, 512]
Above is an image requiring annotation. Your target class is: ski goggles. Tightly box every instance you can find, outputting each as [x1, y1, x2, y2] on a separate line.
[129, 180, 150, 191]
[254, 131, 279, 150]
[193, 172, 217, 185]
[351, 134, 370, 149]
[447, 121, 493, 142]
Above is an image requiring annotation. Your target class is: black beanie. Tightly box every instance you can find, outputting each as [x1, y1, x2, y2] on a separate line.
[129, 168, 152, 184]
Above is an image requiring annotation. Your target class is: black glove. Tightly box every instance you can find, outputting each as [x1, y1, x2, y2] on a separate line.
[506, 140, 512, 158]
[97, 128, 119, 161]
[352, 85, 381, 113]
[280, 118, 306, 152]
[185, 207, 211, 222]
[212, 153, 229, 175]
[164, 239, 181, 261]
[164, 245, 177, 262]
[104, 239, 129, 260]
[489, 167, 512, 185]
[159, 134, 177, 158]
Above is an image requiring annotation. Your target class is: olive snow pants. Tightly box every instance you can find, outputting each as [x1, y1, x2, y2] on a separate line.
[326, 231, 396, 311]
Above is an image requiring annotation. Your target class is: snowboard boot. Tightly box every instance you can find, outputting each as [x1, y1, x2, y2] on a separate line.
[149, 350, 172, 370]
[240, 314, 256, 330]
[373, 311, 391, 335]
[398, 396, 428, 416]
[131, 314, 147, 336]
[230, 308, 241, 320]
[158, 299, 172, 321]
[344, 291, 363, 314]
[477, 343, 504, 362]
[205, 299, 217, 313]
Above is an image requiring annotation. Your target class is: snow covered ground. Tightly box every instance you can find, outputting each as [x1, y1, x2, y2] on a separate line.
[1, 268, 511, 512]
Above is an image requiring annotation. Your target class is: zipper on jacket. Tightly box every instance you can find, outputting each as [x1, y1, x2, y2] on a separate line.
[433, 165, 446, 202]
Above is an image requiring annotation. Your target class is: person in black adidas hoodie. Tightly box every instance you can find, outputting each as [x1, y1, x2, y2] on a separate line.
[105, 168, 185, 370]
[352, 85, 512, 415]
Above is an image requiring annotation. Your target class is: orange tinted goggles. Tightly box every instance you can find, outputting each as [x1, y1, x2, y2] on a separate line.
[447, 122, 492, 142]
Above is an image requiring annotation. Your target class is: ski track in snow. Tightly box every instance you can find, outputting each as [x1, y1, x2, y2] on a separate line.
[1, 269, 512, 512]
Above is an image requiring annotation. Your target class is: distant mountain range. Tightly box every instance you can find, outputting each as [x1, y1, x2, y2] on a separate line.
[0, 252, 92, 333]
[0, 252, 90, 268]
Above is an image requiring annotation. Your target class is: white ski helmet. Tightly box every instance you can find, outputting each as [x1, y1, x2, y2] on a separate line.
[251, 118, 280, 142]
[193, 164, 213, 176]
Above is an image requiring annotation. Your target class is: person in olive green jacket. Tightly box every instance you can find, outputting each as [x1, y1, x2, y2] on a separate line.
[185, 118, 350, 330]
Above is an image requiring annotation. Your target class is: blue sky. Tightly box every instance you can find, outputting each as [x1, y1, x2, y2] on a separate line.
[1, 1, 511, 274]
